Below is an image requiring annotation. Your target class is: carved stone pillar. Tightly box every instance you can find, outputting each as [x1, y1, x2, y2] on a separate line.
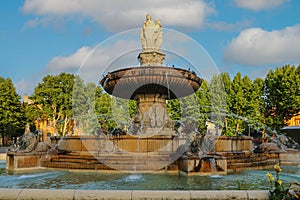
[138, 51, 165, 66]
[131, 93, 171, 136]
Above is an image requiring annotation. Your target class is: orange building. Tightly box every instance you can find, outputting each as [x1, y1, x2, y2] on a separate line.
[286, 113, 300, 126]
[282, 113, 300, 144]
[23, 95, 82, 141]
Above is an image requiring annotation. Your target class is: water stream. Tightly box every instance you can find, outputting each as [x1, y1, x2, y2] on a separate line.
[209, 158, 217, 174]
[165, 71, 171, 100]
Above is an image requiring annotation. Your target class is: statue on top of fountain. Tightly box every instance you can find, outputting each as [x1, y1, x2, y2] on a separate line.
[140, 14, 162, 52]
[139, 14, 165, 65]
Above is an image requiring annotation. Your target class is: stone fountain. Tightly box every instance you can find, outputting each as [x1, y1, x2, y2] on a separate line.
[7, 14, 298, 175]
[100, 14, 202, 136]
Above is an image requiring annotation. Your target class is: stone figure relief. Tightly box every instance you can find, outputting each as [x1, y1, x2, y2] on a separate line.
[140, 14, 162, 51]
[149, 104, 166, 128]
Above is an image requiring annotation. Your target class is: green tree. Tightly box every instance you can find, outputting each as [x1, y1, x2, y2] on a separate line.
[167, 98, 181, 122]
[23, 98, 40, 132]
[209, 74, 227, 132]
[31, 73, 75, 136]
[219, 73, 235, 136]
[195, 80, 211, 132]
[0, 77, 25, 145]
[72, 78, 98, 135]
[181, 94, 200, 130]
[249, 78, 265, 131]
[72, 76, 91, 118]
[264, 64, 300, 131]
[226, 72, 260, 135]
[231, 72, 246, 133]
[74, 81, 134, 135]
[95, 88, 116, 132]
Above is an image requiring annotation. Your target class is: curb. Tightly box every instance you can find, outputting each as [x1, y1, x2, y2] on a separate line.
[0, 189, 270, 200]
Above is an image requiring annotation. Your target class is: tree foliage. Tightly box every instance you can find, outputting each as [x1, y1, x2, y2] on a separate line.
[195, 80, 211, 132]
[0, 77, 25, 144]
[31, 73, 75, 135]
[2, 64, 298, 139]
[264, 64, 300, 131]
[221, 73, 266, 136]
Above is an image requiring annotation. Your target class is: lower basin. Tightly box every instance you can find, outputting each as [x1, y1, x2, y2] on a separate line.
[1, 161, 299, 190]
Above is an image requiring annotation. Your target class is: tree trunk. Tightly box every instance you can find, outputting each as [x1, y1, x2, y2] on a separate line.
[1, 133, 4, 146]
[62, 116, 68, 136]
[236, 123, 239, 136]
[225, 117, 228, 130]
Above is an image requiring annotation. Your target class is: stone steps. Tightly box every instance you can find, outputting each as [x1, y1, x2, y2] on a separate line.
[228, 159, 278, 169]
[49, 158, 172, 165]
[53, 155, 172, 163]
[42, 160, 177, 171]
[42, 161, 112, 170]
[41, 152, 176, 171]
[224, 151, 279, 170]
[226, 156, 269, 164]
[57, 153, 171, 159]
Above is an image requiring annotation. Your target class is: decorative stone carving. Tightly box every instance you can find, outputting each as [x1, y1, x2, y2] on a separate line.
[149, 104, 167, 128]
[138, 51, 165, 66]
[8, 132, 37, 153]
[139, 14, 165, 66]
[8, 131, 56, 153]
[35, 138, 54, 152]
[253, 143, 282, 153]
[140, 14, 162, 51]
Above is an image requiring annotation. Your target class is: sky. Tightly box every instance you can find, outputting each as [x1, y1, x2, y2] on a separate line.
[1, 0, 300, 96]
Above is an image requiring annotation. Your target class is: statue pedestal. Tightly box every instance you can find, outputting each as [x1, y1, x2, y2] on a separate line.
[138, 51, 165, 66]
[129, 93, 173, 136]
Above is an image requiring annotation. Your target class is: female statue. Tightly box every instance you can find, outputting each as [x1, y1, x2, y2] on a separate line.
[140, 14, 162, 51]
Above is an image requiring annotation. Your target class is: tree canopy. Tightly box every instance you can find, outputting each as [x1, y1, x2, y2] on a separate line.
[0, 77, 25, 145]
[264, 64, 300, 131]
[1, 64, 299, 141]
[30, 73, 75, 135]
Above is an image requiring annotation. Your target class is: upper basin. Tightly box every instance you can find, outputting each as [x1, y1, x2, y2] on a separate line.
[100, 66, 203, 99]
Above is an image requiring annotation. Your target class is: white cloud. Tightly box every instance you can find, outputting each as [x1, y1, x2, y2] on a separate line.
[22, 0, 214, 31]
[22, 16, 65, 30]
[46, 46, 93, 72]
[223, 24, 300, 66]
[46, 37, 141, 82]
[23, 18, 39, 29]
[234, 0, 288, 11]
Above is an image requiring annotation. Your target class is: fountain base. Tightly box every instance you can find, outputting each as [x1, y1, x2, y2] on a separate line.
[6, 136, 299, 174]
[177, 156, 227, 176]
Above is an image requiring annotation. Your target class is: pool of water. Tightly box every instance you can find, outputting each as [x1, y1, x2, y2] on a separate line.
[0, 161, 299, 190]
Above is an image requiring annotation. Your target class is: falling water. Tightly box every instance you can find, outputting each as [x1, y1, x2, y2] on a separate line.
[103, 77, 109, 87]
[165, 72, 171, 99]
[138, 111, 148, 136]
[209, 157, 217, 174]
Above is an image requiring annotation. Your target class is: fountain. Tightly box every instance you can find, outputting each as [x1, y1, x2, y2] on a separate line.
[6, 15, 298, 176]
[99, 16, 201, 137]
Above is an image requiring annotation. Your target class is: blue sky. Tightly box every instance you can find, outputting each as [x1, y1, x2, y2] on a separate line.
[1, 0, 300, 96]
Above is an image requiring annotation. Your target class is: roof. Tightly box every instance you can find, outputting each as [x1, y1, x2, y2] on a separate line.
[281, 126, 300, 130]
